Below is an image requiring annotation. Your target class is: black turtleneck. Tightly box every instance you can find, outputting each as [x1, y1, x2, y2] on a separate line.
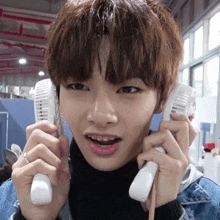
[69, 139, 183, 220]
[15, 139, 183, 220]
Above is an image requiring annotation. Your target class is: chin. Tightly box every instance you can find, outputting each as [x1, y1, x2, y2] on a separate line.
[88, 157, 125, 172]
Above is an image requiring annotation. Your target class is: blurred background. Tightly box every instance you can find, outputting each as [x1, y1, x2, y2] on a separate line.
[0, 0, 220, 184]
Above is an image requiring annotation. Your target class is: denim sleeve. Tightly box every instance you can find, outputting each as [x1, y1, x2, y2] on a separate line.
[0, 179, 18, 220]
[179, 208, 190, 220]
[0, 179, 70, 220]
[217, 212, 220, 220]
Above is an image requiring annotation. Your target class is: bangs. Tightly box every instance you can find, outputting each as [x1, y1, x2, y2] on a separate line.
[47, 0, 183, 98]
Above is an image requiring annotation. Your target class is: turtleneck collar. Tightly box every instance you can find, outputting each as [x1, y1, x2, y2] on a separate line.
[68, 139, 147, 220]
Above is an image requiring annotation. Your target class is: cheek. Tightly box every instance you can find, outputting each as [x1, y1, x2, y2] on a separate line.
[122, 101, 156, 145]
[122, 101, 156, 127]
[59, 93, 84, 130]
[61, 103, 83, 127]
[128, 114, 152, 142]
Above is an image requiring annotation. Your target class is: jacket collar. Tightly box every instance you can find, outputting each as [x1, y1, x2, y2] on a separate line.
[178, 179, 212, 205]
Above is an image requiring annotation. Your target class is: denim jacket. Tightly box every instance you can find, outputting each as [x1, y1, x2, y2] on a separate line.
[1, 166, 220, 220]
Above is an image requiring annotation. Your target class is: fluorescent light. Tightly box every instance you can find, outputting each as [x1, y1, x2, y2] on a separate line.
[38, 71, 45, 76]
[19, 58, 27, 65]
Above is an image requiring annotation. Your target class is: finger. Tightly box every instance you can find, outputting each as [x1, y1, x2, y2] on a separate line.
[59, 135, 69, 158]
[24, 129, 61, 157]
[159, 120, 189, 157]
[170, 113, 196, 146]
[137, 148, 188, 172]
[13, 152, 30, 170]
[143, 130, 185, 161]
[26, 120, 58, 140]
[24, 145, 61, 169]
[188, 113, 195, 122]
[12, 159, 58, 186]
[59, 135, 70, 172]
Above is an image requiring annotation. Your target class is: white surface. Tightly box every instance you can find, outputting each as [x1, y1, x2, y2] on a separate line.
[195, 96, 217, 123]
[129, 146, 165, 202]
[129, 161, 159, 202]
[31, 173, 52, 205]
[204, 152, 220, 185]
[31, 79, 55, 205]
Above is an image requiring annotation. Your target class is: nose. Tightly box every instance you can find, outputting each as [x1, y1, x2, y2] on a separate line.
[87, 94, 118, 126]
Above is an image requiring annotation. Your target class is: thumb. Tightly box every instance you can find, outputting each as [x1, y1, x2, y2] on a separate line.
[59, 135, 69, 158]
[59, 135, 70, 172]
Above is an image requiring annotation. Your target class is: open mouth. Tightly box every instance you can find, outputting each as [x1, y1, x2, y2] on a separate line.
[86, 135, 122, 147]
[85, 134, 122, 156]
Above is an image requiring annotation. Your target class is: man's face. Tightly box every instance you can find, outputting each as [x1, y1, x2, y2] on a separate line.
[59, 38, 159, 171]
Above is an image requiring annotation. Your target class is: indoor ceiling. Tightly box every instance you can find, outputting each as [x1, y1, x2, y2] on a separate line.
[0, 0, 63, 77]
[0, 0, 171, 78]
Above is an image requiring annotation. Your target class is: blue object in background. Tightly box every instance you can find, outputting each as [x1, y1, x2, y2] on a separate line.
[0, 99, 35, 150]
[150, 113, 163, 131]
[0, 99, 34, 165]
[0, 113, 7, 166]
[201, 123, 211, 145]
[0, 99, 72, 166]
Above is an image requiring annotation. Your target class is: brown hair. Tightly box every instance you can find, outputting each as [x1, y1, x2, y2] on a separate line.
[46, 0, 183, 100]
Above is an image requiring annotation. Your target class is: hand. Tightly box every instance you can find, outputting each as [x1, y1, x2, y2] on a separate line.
[137, 113, 196, 209]
[12, 121, 70, 220]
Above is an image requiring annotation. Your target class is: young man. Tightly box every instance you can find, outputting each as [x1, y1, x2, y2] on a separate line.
[1, 0, 220, 219]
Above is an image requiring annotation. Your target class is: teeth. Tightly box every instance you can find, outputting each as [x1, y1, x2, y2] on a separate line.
[100, 145, 111, 148]
[88, 135, 117, 142]
[91, 136, 97, 140]
[103, 137, 109, 141]
[97, 136, 103, 141]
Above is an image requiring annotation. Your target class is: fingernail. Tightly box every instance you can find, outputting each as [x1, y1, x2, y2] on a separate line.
[51, 124, 58, 129]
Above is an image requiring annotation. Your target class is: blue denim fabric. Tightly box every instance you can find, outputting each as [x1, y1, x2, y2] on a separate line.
[1, 177, 220, 220]
[178, 177, 220, 220]
[0, 179, 18, 220]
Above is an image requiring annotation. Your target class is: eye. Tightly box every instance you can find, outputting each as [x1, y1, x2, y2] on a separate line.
[117, 86, 141, 93]
[67, 83, 89, 91]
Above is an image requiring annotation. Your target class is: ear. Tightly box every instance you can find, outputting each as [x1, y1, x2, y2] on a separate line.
[154, 98, 167, 114]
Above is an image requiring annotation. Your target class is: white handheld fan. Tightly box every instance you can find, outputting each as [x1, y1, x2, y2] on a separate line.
[129, 83, 196, 202]
[31, 78, 63, 205]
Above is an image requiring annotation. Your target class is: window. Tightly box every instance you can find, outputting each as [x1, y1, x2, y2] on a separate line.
[181, 3, 220, 163]
[204, 56, 219, 96]
[183, 38, 190, 64]
[179, 68, 189, 85]
[194, 26, 204, 59]
[209, 12, 220, 50]
[192, 65, 203, 97]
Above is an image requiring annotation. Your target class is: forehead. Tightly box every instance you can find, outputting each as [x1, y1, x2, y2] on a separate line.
[89, 38, 148, 86]
[99, 37, 110, 59]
